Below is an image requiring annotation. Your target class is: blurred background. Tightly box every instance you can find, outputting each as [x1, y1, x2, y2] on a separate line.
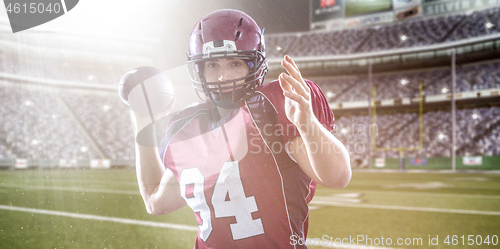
[0, 0, 499, 248]
[0, 0, 499, 169]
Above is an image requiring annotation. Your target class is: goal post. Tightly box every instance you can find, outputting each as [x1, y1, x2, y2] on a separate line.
[371, 82, 424, 153]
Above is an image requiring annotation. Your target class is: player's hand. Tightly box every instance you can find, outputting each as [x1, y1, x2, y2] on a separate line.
[279, 55, 315, 131]
[118, 66, 175, 136]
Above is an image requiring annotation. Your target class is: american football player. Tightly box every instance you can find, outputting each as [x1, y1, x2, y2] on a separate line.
[130, 9, 351, 249]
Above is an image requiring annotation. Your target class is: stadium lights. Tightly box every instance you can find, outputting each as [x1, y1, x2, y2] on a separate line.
[326, 91, 335, 98]
[341, 128, 348, 134]
[277, 46, 282, 51]
[81, 146, 88, 152]
[438, 133, 445, 140]
[441, 87, 448, 93]
[400, 35, 408, 41]
[485, 22, 494, 29]
[472, 113, 479, 119]
[401, 79, 408, 85]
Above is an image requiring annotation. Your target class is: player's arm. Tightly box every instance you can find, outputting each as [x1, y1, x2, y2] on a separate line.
[119, 67, 186, 214]
[131, 110, 187, 215]
[288, 122, 351, 188]
[279, 55, 351, 188]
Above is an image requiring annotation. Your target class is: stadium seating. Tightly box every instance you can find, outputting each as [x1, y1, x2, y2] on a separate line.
[446, 7, 500, 42]
[1, 56, 499, 160]
[1, 6, 499, 162]
[315, 60, 500, 103]
[0, 86, 101, 160]
[266, 7, 500, 57]
[4, 83, 496, 161]
[334, 106, 500, 161]
[60, 91, 135, 160]
[0, 85, 135, 160]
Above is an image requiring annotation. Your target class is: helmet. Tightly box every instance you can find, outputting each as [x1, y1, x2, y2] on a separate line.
[186, 9, 267, 108]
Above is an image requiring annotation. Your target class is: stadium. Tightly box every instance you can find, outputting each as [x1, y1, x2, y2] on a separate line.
[1, 0, 499, 248]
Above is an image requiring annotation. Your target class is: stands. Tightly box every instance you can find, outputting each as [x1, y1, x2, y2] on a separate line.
[1, 6, 499, 163]
[266, 7, 500, 57]
[335, 107, 500, 160]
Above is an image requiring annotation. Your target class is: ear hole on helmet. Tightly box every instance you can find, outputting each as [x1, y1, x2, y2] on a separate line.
[238, 18, 243, 27]
[235, 31, 241, 41]
[198, 34, 204, 44]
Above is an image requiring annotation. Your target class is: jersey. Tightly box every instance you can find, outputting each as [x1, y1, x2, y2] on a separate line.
[160, 79, 335, 249]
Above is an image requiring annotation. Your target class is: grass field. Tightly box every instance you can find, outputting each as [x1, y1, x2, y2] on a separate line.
[345, 0, 392, 17]
[0, 169, 499, 249]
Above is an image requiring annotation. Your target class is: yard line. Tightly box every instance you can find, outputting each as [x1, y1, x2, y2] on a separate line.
[0, 205, 198, 231]
[10, 178, 139, 186]
[319, 190, 500, 200]
[0, 184, 139, 195]
[347, 183, 500, 191]
[310, 201, 500, 216]
[369, 191, 500, 199]
[313, 196, 363, 204]
[352, 169, 500, 174]
[0, 205, 394, 249]
[0, 173, 137, 186]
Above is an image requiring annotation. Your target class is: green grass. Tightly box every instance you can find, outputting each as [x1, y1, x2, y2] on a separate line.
[345, 0, 392, 17]
[0, 169, 499, 248]
[308, 172, 500, 248]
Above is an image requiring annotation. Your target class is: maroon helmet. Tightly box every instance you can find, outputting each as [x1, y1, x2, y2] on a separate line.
[187, 9, 267, 108]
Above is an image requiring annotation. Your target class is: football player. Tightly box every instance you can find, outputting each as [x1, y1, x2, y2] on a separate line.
[130, 9, 351, 249]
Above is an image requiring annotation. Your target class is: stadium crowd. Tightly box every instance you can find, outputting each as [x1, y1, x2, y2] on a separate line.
[335, 106, 500, 161]
[315, 60, 500, 103]
[266, 7, 500, 57]
[1, 7, 499, 87]
[60, 91, 134, 160]
[0, 83, 498, 161]
[0, 6, 499, 162]
[0, 86, 100, 160]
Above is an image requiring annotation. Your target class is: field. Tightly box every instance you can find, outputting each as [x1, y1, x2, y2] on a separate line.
[0, 169, 499, 249]
[345, 0, 392, 17]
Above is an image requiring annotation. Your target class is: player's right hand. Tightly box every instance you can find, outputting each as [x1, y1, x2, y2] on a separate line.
[118, 66, 176, 135]
[118, 66, 175, 115]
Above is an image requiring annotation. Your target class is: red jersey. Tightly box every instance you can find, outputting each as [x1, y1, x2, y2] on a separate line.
[160, 80, 334, 249]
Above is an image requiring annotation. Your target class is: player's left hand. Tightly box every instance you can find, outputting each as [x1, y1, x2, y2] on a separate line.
[279, 55, 315, 131]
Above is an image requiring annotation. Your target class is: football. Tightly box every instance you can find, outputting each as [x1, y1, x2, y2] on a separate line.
[118, 66, 175, 116]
